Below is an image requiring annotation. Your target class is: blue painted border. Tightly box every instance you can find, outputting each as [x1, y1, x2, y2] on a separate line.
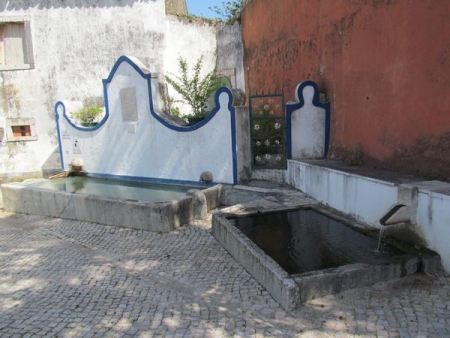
[54, 99, 108, 170]
[54, 55, 238, 184]
[58, 101, 108, 132]
[102, 56, 234, 131]
[102, 55, 237, 184]
[54, 101, 65, 170]
[285, 80, 331, 159]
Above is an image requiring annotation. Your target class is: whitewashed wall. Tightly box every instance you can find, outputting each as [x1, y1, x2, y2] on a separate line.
[286, 159, 450, 273]
[0, 0, 244, 182]
[285, 160, 398, 226]
[216, 22, 245, 91]
[286, 81, 330, 159]
[56, 56, 237, 185]
[163, 16, 220, 115]
[413, 182, 450, 272]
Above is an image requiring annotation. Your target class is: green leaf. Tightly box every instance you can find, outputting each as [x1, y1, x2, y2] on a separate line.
[165, 55, 222, 117]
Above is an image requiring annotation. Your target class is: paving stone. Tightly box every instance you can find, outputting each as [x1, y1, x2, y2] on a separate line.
[0, 211, 449, 337]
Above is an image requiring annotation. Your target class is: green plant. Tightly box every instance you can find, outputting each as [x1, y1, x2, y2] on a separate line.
[210, 0, 250, 23]
[71, 106, 103, 126]
[168, 97, 182, 117]
[175, 13, 217, 26]
[167, 96, 188, 123]
[165, 56, 221, 118]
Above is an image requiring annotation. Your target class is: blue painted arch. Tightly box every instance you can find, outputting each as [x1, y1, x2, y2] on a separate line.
[102, 55, 236, 132]
[54, 55, 238, 184]
[285, 80, 331, 159]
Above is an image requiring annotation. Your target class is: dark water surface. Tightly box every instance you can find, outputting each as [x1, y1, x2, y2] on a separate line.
[229, 209, 403, 274]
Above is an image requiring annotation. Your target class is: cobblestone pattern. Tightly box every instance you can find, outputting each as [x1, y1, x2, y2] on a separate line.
[1, 211, 449, 337]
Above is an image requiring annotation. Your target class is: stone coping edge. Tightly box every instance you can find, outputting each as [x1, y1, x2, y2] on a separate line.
[1, 182, 223, 232]
[212, 207, 443, 311]
[212, 213, 300, 312]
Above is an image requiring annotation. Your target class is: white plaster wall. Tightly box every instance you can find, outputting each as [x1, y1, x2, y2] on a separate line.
[0, 0, 240, 180]
[163, 19, 245, 115]
[57, 57, 236, 184]
[415, 186, 450, 272]
[235, 106, 251, 182]
[291, 85, 326, 158]
[286, 160, 450, 272]
[286, 160, 398, 226]
[163, 16, 219, 115]
[0, 1, 165, 177]
[216, 22, 245, 91]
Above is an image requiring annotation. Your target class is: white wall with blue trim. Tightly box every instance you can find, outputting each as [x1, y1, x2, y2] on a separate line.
[286, 81, 330, 160]
[0, 0, 244, 182]
[55, 56, 238, 185]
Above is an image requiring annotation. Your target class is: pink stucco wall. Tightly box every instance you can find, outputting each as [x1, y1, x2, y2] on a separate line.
[242, 0, 450, 179]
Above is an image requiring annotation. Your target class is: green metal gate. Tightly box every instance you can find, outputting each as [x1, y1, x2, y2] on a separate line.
[249, 93, 286, 169]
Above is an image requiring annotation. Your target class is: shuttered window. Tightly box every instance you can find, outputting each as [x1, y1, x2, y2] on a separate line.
[0, 18, 34, 71]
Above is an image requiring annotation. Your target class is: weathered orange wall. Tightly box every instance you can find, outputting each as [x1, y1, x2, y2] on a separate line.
[241, 0, 450, 179]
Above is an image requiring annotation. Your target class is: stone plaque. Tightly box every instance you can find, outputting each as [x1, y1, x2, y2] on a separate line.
[120, 87, 138, 122]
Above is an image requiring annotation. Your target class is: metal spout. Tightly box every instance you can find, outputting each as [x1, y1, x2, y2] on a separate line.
[380, 203, 411, 226]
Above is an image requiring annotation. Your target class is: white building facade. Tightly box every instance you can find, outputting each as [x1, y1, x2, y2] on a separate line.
[0, 0, 244, 182]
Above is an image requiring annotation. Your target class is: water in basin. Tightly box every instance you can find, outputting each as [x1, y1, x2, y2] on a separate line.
[228, 209, 403, 275]
[26, 177, 191, 203]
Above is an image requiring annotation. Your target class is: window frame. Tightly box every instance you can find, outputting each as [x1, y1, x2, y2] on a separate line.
[0, 16, 34, 71]
[6, 117, 38, 142]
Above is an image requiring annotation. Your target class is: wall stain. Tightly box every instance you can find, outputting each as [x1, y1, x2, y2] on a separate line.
[329, 142, 363, 166]
[371, 0, 398, 7]
[430, 42, 450, 87]
[242, 0, 450, 182]
[363, 133, 450, 182]
[1, 84, 21, 116]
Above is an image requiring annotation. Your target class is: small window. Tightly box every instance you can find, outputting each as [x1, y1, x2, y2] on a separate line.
[0, 17, 34, 71]
[6, 117, 37, 142]
[12, 125, 31, 137]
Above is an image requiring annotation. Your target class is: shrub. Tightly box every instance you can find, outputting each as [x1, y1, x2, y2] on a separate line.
[71, 106, 103, 125]
[210, 0, 250, 24]
[165, 56, 221, 118]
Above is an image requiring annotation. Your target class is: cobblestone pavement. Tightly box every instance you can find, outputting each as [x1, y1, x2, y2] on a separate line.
[1, 211, 449, 337]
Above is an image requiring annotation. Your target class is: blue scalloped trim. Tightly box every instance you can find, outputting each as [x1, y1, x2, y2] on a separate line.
[285, 80, 331, 159]
[54, 55, 238, 184]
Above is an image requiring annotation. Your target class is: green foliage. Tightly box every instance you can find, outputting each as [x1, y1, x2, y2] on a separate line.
[167, 96, 188, 123]
[175, 13, 217, 26]
[165, 56, 221, 117]
[170, 106, 182, 117]
[168, 97, 182, 117]
[71, 106, 103, 124]
[210, 0, 250, 23]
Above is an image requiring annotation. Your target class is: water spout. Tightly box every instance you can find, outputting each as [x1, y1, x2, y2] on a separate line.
[379, 203, 411, 226]
[49, 159, 86, 180]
